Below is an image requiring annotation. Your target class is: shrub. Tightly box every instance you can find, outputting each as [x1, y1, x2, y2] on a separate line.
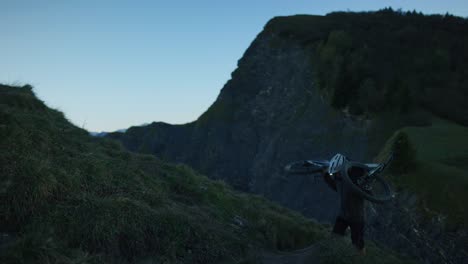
[389, 132, 417, 173]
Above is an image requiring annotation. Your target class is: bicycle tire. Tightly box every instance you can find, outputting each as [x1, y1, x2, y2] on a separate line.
[341, 162, 394, 203]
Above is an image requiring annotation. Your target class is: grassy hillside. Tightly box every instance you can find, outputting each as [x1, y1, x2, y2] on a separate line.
[0, 84, 415, 263]
[0, 84, 327, 263]
[379, 117, 468, 229]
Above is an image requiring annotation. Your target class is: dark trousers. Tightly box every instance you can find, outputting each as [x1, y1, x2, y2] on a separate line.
[332, 216, 365, 250]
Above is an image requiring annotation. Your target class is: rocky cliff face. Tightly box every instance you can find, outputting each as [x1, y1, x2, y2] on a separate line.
[109, 30, 373, 222]
[108, 18, 467, 263]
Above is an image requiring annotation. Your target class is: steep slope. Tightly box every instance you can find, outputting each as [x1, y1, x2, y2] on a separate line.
[0, 84, 329, 263]
[362, 119, 468, 264]
[361, 121, 468, 264]
[386, 118, 468, 228]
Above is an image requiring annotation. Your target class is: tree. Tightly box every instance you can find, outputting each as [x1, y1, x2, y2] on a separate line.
[358, 78, 385, 113]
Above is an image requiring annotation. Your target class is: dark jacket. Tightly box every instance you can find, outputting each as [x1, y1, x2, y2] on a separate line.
[323, 167, 367, 223]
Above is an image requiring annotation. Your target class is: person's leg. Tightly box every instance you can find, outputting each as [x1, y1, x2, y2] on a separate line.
[332, 216, 348, 236]
[350, 221, 365, 255]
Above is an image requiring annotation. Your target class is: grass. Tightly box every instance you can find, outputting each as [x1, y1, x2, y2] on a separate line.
[0, 84, 327, 263]
[316, 235, 416, 264]
[378, 117, 468, 229]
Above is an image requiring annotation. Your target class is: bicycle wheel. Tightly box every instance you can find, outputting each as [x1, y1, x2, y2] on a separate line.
[341, 162, 394, 203]
[284, 160, 325, 175]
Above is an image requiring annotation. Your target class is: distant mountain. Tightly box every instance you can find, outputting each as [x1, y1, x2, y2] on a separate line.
[89, 131, 109, 137]
[89, 124, 150, 137]
[108, 10, 468, 264]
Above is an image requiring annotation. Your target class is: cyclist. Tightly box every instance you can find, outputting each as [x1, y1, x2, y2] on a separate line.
[323, 154, 368, 256]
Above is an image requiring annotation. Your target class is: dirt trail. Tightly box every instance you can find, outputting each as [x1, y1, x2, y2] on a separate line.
[258, 236, 364, 264]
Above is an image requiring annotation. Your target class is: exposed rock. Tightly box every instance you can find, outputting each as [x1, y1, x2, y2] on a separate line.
[109, 32, 370, 223]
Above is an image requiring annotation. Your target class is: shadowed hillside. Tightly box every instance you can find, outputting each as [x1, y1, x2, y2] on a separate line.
[0, 84, 417, 263]
[0, 84, 328, 263]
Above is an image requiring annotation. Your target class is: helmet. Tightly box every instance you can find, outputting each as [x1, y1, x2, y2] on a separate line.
[328, 153, 347, 175]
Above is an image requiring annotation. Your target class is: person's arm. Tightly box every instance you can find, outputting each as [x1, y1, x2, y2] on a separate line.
[323, 170, 337, 192]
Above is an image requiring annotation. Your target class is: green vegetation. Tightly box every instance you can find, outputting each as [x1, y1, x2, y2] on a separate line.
[265, 9, 468, 125]
[317, 236, 416, 264]
[0, 84, 328, 263]
[389, 131, 417, 174]
[379, 117, 468, 229]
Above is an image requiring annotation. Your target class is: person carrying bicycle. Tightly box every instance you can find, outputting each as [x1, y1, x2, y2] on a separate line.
[323, 153, 368, 255]
[284, 153, 394, 255]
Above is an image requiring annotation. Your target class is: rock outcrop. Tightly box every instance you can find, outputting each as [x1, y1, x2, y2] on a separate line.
[109, 31, 372, 222]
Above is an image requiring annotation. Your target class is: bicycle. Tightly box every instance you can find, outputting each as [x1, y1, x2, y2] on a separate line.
[284, 153, 395, 203]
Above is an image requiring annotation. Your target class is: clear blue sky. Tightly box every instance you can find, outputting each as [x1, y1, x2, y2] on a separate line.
[2, 0, 467, 131]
